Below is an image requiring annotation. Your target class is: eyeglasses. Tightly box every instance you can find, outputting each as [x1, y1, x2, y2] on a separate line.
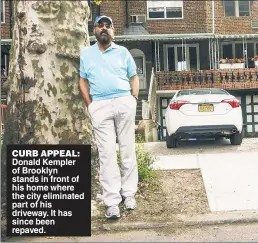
[96, 23, 112, 29]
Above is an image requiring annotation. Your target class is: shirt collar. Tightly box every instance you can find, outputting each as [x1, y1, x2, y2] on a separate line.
[110, 42, 119, 49]
[94, 42, 119, 51]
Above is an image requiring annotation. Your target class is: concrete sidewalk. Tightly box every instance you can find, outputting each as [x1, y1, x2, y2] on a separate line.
[153, 152, 258, 212]
[5, 211, 258, 242]
[91, 151, 258, 234]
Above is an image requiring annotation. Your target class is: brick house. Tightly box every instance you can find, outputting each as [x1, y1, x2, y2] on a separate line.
[88, 0, 258, 138]
[1, 1, 258, 137]
[1, 0, 12, 104]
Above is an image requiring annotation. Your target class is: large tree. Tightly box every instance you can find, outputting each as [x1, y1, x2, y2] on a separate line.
[1, 0, 100, 234]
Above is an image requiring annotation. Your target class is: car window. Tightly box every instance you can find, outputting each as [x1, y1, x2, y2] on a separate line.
[211, 89, 228, 94]
[177, 89, 227, 96]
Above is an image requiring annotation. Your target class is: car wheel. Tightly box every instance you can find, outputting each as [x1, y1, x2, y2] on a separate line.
[230, 132, 242, 145]
[166, 131, 177, 148]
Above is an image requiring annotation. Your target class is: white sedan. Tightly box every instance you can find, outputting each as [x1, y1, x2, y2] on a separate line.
[165, 88, 243, 148]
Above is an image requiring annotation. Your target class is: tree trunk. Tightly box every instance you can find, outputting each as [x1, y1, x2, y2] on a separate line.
[1, 1, 101, 236]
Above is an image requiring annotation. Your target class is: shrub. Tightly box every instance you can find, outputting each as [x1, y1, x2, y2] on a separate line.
[117, 134, 157, 183]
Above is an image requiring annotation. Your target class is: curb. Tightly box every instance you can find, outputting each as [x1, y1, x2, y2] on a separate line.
[101, 211, 258, 232]
[179, 211, 258, 226]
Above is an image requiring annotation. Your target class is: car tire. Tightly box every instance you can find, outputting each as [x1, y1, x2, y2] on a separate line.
[230, 132, 242, 145]
[166, 131, 177, 148]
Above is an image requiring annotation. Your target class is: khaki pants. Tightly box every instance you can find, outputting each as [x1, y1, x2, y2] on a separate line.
[88, 95, 138, 206]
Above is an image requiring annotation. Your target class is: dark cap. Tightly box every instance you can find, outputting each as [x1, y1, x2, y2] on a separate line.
[94, 15, 113, 26]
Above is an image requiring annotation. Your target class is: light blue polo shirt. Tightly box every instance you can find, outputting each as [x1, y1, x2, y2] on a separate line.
[80, 42, 137, 101]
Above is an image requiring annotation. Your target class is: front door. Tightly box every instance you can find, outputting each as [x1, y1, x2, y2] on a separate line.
[166, 44, 200, 71]
[130, 49, 146, 90]
[133, 56, 146, 90]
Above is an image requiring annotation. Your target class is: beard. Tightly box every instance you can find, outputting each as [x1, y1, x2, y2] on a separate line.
[95, 30, 112, 45]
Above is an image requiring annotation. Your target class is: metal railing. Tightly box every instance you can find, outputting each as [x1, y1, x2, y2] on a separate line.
[142, 67, 156, 120]
[156, 69, 258, 90]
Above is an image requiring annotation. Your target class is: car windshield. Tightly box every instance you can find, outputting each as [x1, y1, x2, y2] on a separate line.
[177, 89, 228, 96]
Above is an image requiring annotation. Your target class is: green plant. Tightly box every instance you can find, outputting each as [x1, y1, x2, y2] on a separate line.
[117, 134, 157, 183]
[0, 132, 3, 150]
[89, 0, 102, 5]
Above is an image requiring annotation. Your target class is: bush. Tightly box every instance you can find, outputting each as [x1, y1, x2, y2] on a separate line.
[0, 132, 3, 149]
[117, 134, 157, 183]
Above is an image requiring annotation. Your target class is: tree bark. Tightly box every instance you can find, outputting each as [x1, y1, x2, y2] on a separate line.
[1, 1, 101, 237]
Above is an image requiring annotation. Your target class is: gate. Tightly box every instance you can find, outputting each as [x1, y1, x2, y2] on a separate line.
[159, 97, 172, 141]
[242, 94, 258, 137]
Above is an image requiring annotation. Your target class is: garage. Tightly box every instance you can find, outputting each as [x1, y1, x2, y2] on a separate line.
[242, 94, 258, 137]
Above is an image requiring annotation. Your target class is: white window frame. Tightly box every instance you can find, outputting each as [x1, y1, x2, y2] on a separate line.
[147, 1, 184, 20]
[224, 0, 251, 17]
[163, 44, 200, 71]
[1, 0, 5, 24]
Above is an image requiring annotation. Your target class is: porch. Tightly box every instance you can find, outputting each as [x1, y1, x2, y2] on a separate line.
[155, 68, 258, 91]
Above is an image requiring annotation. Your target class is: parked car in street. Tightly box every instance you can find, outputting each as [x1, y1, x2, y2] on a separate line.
[165, 88, 243, 148]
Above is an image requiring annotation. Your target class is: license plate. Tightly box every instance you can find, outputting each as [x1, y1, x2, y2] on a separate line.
[198, 104, 214, 112]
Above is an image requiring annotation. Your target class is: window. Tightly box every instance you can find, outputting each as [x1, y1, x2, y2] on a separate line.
[177, 89, 228, 97]
[147, 1, 183, 19]
[224, 0, 250, 17]
[1, 1, 5, 23]
[224, 1, 235, 16]
[221, 41, 258, 68]
[222, 42, 257, 59]
[239, 0, 250, 16]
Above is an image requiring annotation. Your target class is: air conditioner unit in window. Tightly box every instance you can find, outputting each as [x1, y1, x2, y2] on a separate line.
[250, 20, 258, 29]
[130, 15, 146, 24]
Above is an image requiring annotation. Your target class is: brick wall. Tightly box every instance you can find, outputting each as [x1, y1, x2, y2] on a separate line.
[1, 1, 11, 39]
[213, 0, 258, 34]
[99, 0, 125, 35]
[2, 1, 258, 39]
[90, 0, 258, 36]
[127, 0, 258, 35]
[128, 0, 208, 34]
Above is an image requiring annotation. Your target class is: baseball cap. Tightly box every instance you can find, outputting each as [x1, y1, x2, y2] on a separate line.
[94, 15, 113, 26]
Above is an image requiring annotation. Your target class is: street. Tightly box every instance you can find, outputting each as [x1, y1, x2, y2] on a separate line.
[8, 223, 258, 242]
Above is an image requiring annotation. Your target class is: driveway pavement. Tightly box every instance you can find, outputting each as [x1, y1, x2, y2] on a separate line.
[199, 152, 258, 211]
[147, 138, 258, 212]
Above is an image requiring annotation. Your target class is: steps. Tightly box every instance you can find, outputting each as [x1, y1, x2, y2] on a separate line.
[135, 91, 148, 125]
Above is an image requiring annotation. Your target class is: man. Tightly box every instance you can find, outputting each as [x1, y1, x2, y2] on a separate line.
[79, 15, 139, 219]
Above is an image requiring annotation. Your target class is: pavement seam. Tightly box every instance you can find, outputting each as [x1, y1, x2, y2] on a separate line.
[98, 211, 258, 232]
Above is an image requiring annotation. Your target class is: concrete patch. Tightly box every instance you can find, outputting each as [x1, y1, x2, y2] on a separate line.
[199, 152, 258, 212]
[178, 210, 258, 226]
[152, 154, 200, 170]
